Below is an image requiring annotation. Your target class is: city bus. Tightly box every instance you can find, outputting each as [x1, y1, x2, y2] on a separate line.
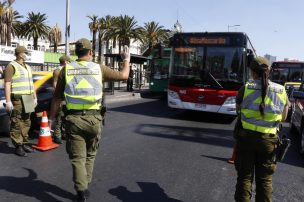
[167, 32, 255, 115]
[149, 46, 171, 93]
[269, 61, 304, 85]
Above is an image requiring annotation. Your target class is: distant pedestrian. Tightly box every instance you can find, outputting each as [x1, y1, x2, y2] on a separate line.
[234, 57, 289, 202]
[127, 68, 134, 91]
[4, 46, 37, 157]
[49, 38, 130, 202]
[52, 55, 70, 144]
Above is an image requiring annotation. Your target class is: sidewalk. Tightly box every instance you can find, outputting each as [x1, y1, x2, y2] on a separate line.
[105, 85, 149, 104]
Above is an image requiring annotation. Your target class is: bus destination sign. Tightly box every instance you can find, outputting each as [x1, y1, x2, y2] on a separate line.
[189, 37, 227, 45]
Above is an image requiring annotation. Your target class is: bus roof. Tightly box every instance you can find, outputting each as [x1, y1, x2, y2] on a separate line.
[272, 61, 304, 68]
[272, 61, 304, 64]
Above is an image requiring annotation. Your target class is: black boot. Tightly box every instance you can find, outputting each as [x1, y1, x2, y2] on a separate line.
[76, 191, 86, 202]
[15, 145, 27, 157]
[53, 136, 62, 144]
[23, 144, 35, 153]
[84, 189, 90, 198]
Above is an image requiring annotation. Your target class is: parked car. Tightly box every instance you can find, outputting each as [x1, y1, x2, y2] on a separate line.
[0, 71, 54, 135]
[0, 79, 10, 135]
[30, 71, 54, 132]
[284, 82, 301, 119]
[289, 82, 304, 154]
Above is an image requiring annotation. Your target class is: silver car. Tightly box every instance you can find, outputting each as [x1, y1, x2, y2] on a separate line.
[290, 82, 304, 154]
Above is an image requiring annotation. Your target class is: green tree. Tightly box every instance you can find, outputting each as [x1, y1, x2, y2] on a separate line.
[49, 23, 62, 53]
[139, 21, 169, 51]
[111, 15, 141, 52]
[96, 15, 116, 63]
[23, 12, 50, 50]
[87, 14, 99, 61]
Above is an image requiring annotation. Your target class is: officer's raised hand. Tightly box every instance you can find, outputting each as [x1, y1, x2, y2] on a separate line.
[121, 45, 130, 62]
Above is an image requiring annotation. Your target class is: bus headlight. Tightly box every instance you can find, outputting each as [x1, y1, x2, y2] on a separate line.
[168, 90, 180, 99]
[223, 96, 236, 105]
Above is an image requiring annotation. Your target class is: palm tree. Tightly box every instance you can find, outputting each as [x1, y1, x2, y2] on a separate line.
[110, 15, 141, 53]
[139, 21, 169, 51]
[0, 0, 21, 46]
[96, 15, 116, 63]
[103, 15, 116, 52]
[23, 12, 50, 50]
[87, 14, 99, 61]
[0, 1, 8, 45]
[7, 10, 22, 45]
[49, 23, 62, 53]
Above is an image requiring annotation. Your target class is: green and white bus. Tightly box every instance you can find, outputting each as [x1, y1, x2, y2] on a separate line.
[149, 46, 171, 93]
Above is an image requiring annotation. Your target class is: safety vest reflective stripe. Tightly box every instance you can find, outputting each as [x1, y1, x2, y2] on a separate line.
[10, 61, 34, 95]
[241, 80, 286, 134]
[241, 89, 285, 114]
[64, 61, 103, 110]
[64, 76, 102, 96]
[241, 112, 281, 128]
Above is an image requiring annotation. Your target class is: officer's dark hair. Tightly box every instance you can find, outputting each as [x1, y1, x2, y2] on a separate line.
[75, 49, 90, 58]
[250, 57, 270, 117]
[257, 68, 268, 116]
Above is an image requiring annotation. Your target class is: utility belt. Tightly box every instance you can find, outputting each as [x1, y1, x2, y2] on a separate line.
[238, 128, 277, 139]
[66, 109, 101, 115]
[11, 93, 33, 101]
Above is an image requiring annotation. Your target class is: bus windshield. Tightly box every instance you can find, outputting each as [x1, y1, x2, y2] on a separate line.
[171, 46, 245, 90]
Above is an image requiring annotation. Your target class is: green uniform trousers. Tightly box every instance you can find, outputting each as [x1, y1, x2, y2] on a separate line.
[65, 114, 103, 191]
[53, 107, 65, 139]
[234, 130, 277, 202]
[10, 100, 31, 147]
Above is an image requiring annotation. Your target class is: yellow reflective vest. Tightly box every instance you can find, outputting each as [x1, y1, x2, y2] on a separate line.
[241, 79, 287, 134]
[10, 61, 34, 95]
[64, 61, 103, 110]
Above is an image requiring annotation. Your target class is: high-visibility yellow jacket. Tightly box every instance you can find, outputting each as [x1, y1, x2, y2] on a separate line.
[241, 79, 287, 134]
[10, 61, 34, 95]
[64, 61, 103, 110]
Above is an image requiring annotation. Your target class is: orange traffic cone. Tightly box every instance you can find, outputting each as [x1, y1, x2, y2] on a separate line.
[32, 111, 59, 151]
[228, 144, 237, 164]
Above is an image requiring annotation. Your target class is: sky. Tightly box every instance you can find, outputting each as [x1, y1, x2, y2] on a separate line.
[11, 0, 304, 61]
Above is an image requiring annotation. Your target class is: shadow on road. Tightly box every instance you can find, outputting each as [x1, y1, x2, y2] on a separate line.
[0, 140, 14, 154]
[0, 168, 74, 201]
[135, 123, 234, 148]
[109, 99, 236, 124]
[201, 154, 231, 163]
[109, 182, 183, 202]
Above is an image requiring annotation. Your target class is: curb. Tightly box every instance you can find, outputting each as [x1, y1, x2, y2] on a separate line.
[105, 92, 141, 104]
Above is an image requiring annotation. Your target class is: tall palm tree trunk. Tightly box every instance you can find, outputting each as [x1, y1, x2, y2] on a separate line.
[33, 37, 38, 50]
[92, 30, 96, 62]
[6, 21, 12, 46]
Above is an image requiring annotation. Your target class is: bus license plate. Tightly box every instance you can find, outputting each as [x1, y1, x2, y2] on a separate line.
[195, 103, 206, 109]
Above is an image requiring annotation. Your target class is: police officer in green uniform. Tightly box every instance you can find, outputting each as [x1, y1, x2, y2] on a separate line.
[234, 57, 289, 202]
[52, 55, 70, 144]
[49, 38, 130, 202]
[4, 46, 37, 157]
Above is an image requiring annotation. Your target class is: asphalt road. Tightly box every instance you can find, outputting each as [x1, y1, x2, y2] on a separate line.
[0, 95, 304, 202]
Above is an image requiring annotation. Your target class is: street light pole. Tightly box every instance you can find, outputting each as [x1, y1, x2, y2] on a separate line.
[228, 24, 240, 32]
[65, 0, 70, 56]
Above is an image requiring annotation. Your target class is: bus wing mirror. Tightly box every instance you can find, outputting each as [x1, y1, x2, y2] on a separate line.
[247, 50, 254, 67]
